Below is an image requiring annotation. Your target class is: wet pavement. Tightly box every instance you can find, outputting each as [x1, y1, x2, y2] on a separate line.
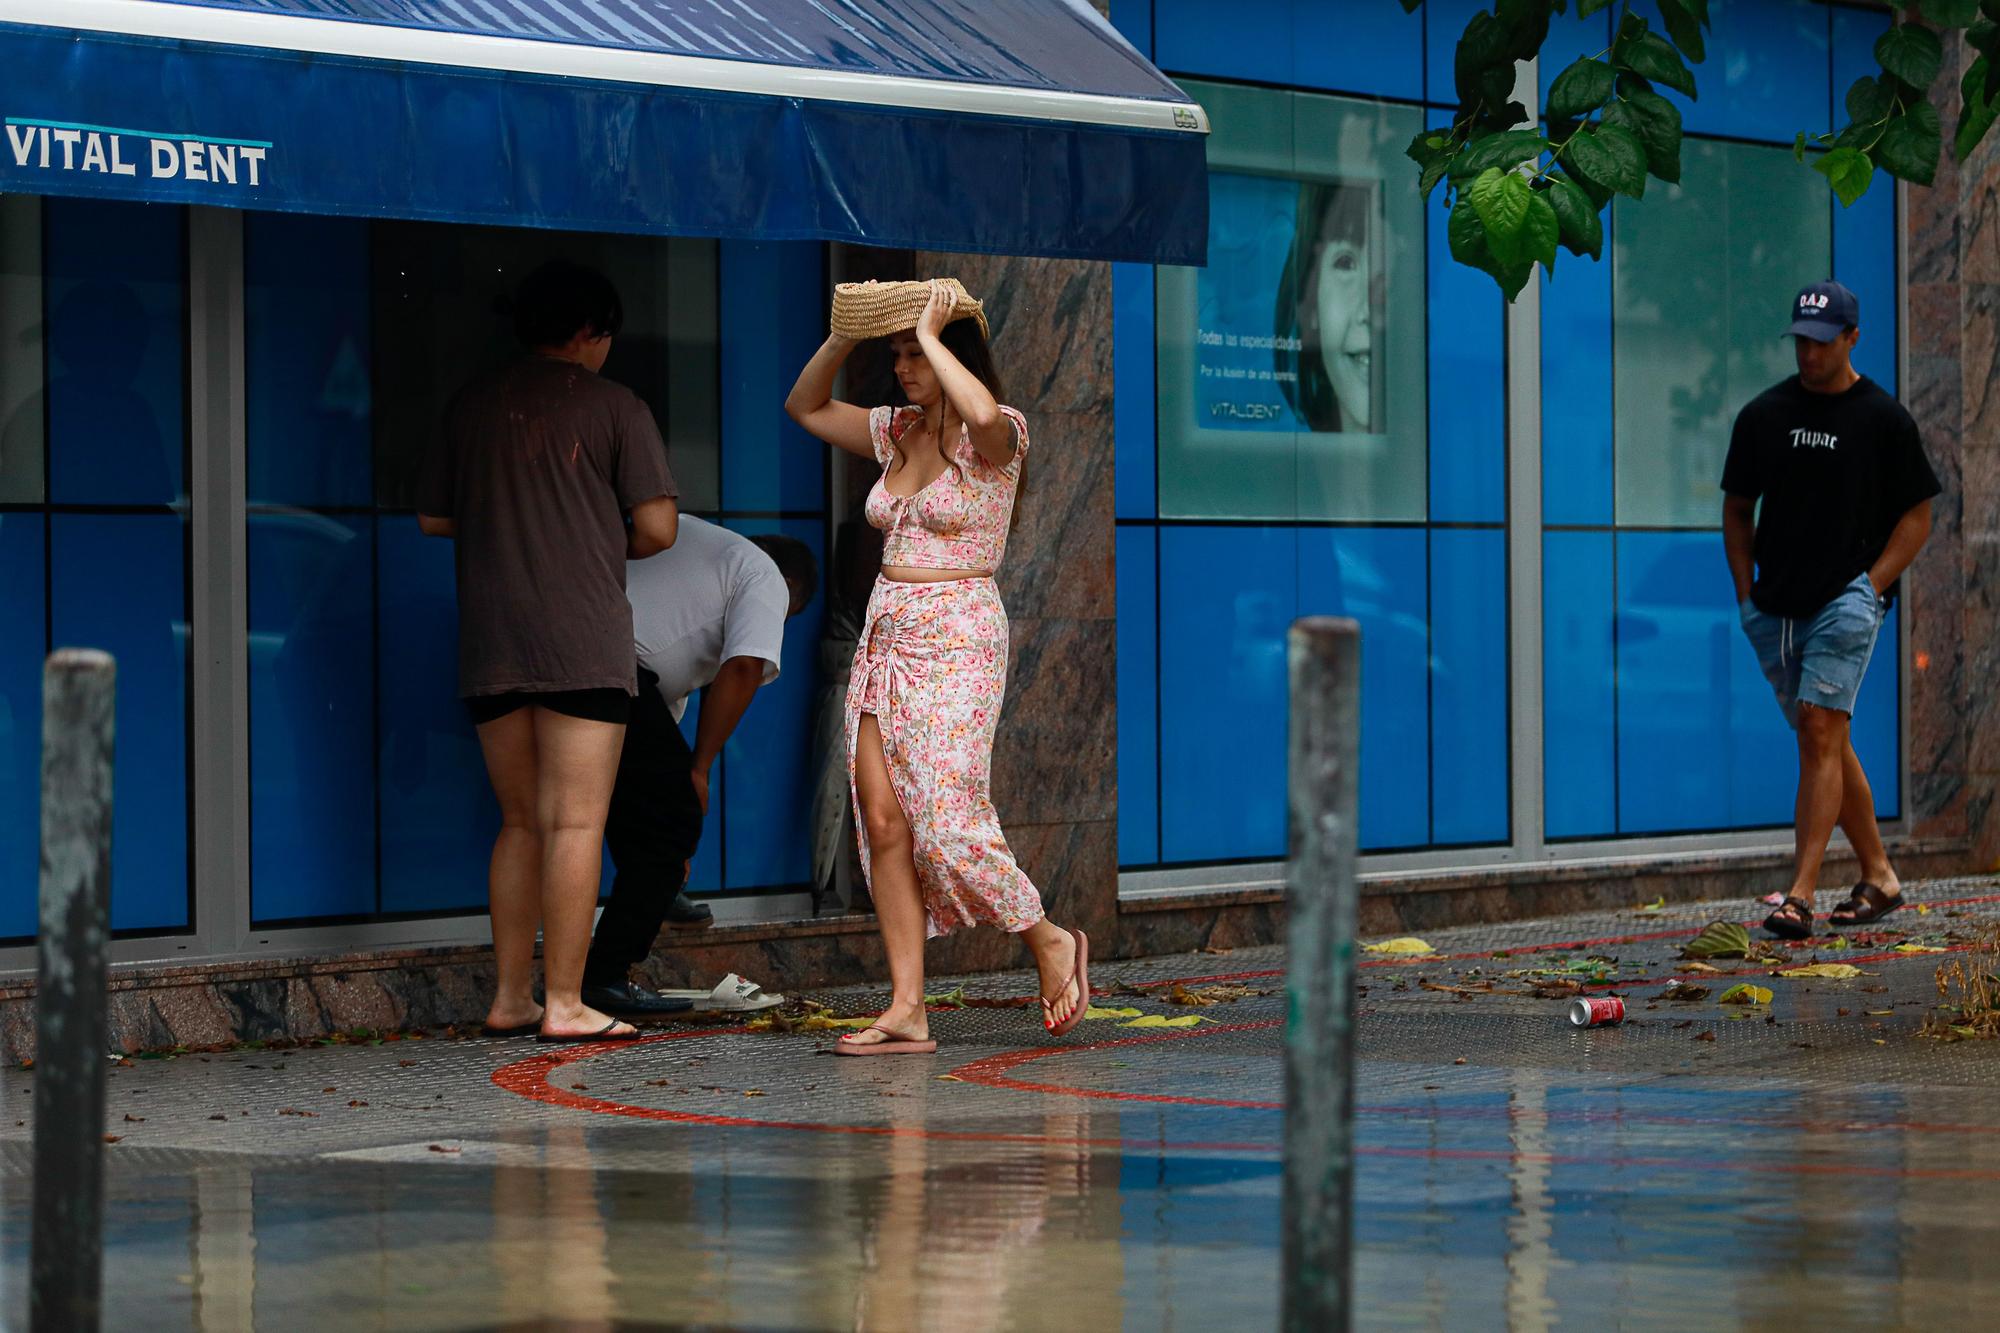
[8, 878, 2000, 1329]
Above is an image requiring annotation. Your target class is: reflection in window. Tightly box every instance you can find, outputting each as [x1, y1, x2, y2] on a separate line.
[0, 196, 42, 504]
[1613, 139, 1830, 528]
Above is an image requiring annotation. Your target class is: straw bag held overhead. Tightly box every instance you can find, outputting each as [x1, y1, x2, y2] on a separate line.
[830, 278, 989, 340]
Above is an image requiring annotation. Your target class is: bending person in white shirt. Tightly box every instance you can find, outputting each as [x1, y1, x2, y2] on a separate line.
[580, 515, 818, 1017]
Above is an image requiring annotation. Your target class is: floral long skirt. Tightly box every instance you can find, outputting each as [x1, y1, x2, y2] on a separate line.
[845, 575, 1043, 938]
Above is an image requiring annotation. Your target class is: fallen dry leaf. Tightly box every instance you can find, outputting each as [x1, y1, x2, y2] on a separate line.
[207, 1114, 226, 1122]
[1681, 962, 1724, 975]
[1778, 963, 1866, 980]
[278, 1108, 320, 1118]
[102, 1135, 122, 1143]
[123, 1114, 144, 1123]
[1718, 984, 1775, 1006]
[1659, 982, 1711, 1002]
[1084, 1006, 1144, 1020]
[1453, 1057, 1468, 1065]
[1121, 1014, 1210, 1028]
[1894, 944, 1947, 954]
[744, 1090, 766, 1097]
[427, 1144, 459, 1154]
[1363, 937, 1437, 956]
[1694, 1031, 1717, 1043]
[1865, 1009, 1894, 1016]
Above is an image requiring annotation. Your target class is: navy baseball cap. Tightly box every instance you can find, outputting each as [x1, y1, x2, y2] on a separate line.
[1787, 279, 1859, 341]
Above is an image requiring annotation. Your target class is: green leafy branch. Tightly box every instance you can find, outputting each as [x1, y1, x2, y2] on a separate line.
[1401, 0, 1999, 299]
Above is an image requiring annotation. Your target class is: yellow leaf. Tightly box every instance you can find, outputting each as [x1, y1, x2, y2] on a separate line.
[1362, 937, 1437, 955]
[1681, 962, 1724, 974]
[1634, 896, 1665, 913]
[1083, 1006, 1143, 1020]
[1893, 944, 1946, 954]
[1778, 964, 1864, 979]
[1918, 904, 1932, 915]
[1865, 1009, 1895, 1016]
[936, 1075, 964, 1082]
[1120, 1014, 1211, 1028]
[1872, 1039, 1887, 1046]
[1718, 984, 1774, 1006]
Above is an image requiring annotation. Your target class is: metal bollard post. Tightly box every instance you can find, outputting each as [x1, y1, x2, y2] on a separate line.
[33, 649, 115, 1333]
[1283, 618, 1359, 1333]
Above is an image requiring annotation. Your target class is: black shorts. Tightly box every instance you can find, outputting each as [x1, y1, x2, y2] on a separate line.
[465, 688, 632, 727]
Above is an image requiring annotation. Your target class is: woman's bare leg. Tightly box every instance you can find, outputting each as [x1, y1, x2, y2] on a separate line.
[531, 708, 633, 1037]
[846, 714, 930, 1045]
[475, 709, 545, 1031]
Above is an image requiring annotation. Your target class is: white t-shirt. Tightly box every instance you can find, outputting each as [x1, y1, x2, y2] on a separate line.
[627, 515, 789, 721]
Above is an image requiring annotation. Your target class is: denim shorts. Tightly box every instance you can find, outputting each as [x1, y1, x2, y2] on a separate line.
[1738, 573, 1887, 727]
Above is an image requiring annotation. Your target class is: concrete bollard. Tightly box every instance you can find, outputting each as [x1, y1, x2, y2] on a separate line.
[33, 649, 116, 1333]
[1283, 618, 1359, 1333]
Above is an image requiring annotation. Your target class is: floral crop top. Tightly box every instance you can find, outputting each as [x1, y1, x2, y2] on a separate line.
[864, 404, 1029, 573]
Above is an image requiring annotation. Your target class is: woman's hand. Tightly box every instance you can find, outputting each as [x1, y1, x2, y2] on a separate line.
[915, 279, 956, 342]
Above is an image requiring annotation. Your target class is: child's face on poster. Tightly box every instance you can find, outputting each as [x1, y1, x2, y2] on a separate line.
[1309, 219, 1372, 432]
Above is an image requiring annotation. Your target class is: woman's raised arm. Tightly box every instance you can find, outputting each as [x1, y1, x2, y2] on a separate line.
[914, 282, 1015, 470]
[785, 335, 874, 459]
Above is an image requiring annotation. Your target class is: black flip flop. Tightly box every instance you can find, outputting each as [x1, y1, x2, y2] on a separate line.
[1829, 882, 1903, 927]
[1763, 895, 1815, 940]
[536, 1020, 647, 1045]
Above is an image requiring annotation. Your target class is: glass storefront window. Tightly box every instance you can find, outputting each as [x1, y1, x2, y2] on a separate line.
[1155, 79, 1428, 522]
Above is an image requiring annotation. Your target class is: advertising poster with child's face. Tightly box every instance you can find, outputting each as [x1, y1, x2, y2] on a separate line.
[1195, 172, 1383, 437]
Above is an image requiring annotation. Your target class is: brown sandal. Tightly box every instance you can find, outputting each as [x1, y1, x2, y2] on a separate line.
[1829, 882, 1903, 927]
[1762, 895, 1814, 940]
[1043, 929, 1090, 1038]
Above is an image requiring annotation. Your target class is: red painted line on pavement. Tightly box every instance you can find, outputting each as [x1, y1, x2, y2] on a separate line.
[948, 1022, 1286, 1108]
[489, 1027, 1278, 1154]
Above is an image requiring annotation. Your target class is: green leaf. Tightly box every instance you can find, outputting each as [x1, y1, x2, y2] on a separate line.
[1406, 129, 1446, 167]
[1578, 0, 1614, 15]
[1546, 57, 1618, 118]
[1813, 145, 1877, 206]
[1567, 123, 1650, 197]
[1455, 11, 1514, 104]
[1971, 18, 2000, 58]
[1922, 0, 1981, 26]
[1604, 88, 1684, 183]
[1419, 155, 1453, 200]
[1845, 74, 1897, 127]
[1960, 57, 2000, 159]
[1658, 0, 1708, 63]
[1448, 196, 1536, 302]
[1521, 191, 1561, 269]
[1876, 24, 1945, 89]
[1399, 0, 1424, 12]
[1618, 30, 1699, 97]
[1453, 128, 1551, 176]
[1682, 921, 1752, 959]
[1794, 130, 1810, 162]
[1876, 101, 1943, 184]
[1469, 167, 1534, 265]
[1545, 175, 1603, 259]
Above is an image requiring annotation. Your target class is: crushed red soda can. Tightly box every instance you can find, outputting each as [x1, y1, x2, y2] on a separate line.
[1568, 996, 1625, 1028]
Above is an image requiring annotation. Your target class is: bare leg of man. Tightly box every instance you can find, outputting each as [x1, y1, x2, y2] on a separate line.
[1786, 703, 1851, 905]
[843, 713, 930, 1047]
[532, 708, 633, 1038]
[475, 709, 544, 1031]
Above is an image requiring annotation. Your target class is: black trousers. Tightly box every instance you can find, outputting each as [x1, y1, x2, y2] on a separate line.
[584, 667, 705, 988]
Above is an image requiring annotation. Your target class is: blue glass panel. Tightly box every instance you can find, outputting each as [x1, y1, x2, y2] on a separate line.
[245, 214, 373, 507]
[1154, 0, 1292, 87]
[676, 689, 722, 893]
[1116, 525, 1160, 865]
[720, 517, 826, 889]
[1427, 204, 1505, 523]
[1113, 262, 1157, 520]
[1158, 525, 1295, 862]
[0, 515, 43, 939]
[1617, 531, 1797, 833]
[1541, 1, 1615, 106]
[1832, 3, 1897, 394]
[1541, 233, 1614, 526]
[1640, 0, 1829, 144]
[44, 200, 184, 505]
[1110, 0, 1152, 54]
[1544, 530, 1616, 839]
[1298, 527, 1429, 850]
[1853, 601, 1900, 818]
[1430, 528, 1509, 844]
[1294, 0, 1422, 102]
[51, 514, 188, 931]
[720, 242, 826, 514]
[248, 513, 376, 923]
[377, 521, 496, 914]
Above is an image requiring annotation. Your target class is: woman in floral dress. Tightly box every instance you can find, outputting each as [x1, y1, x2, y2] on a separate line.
[785, 280, 1086, 1052]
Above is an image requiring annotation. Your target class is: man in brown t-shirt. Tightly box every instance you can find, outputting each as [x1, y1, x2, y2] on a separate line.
[416, 260, 678, 1043]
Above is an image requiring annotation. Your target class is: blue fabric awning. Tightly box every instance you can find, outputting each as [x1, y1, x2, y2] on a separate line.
[0, 0, 1208, 263]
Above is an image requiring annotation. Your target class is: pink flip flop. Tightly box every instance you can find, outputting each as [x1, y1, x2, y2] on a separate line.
[833, 1025, 938, 1056]
[1044, 929, 1090, 1038]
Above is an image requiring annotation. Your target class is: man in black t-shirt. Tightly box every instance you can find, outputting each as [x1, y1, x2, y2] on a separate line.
[1720, 279, 1939, 940]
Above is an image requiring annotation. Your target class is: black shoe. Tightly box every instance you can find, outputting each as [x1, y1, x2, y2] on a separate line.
[664, 893, 714, 930]
[579, 981, 695, 1017]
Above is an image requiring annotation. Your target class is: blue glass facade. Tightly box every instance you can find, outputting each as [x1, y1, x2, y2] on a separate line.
[1116, 0, 1904, 869]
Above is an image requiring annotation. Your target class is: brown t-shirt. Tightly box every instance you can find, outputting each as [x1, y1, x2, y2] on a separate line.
[415, 356, 676, 698]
